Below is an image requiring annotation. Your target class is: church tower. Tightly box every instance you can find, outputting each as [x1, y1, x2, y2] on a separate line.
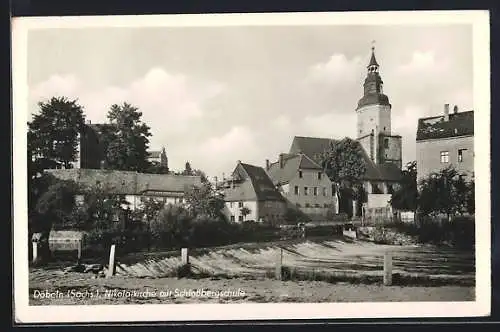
[160, 146, 168, 169]
[356, 45, 402, 169]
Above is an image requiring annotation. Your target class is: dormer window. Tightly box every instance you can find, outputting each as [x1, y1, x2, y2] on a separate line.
[299, 170, 303, 178]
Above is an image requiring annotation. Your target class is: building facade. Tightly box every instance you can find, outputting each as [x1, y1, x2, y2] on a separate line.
[416, 104, 474, 183]
[266, 152, 338, 220]
[221, 161, 287, 223]
[46, 168, 202, 211]
[147, 147, 169, 167]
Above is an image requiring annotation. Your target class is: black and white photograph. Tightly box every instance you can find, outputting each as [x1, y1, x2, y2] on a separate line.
[12, 11, 490, 323]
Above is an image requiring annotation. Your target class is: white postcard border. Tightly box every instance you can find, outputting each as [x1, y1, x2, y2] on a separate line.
[12, 10, 491, 323]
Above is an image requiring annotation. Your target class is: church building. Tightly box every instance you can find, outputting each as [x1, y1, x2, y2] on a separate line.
[356, 46, 402, 169]
[266, 46, 403, 219]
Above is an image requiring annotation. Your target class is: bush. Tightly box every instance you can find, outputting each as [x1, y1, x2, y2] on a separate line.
[372, 226, 393, 244]
[175, 263, 193, 278]
[381, 215, 475, 249]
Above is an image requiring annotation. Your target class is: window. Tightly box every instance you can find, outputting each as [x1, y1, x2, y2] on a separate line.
[299, 171, 303, 178]
[230, 202, 234, 208]
[294, 186, 299, 195]
[384, 138, 389, 149]
[387, 184, 394, 195]
[230, 216, 235, 222]
[440, 151, 449, 163]
[315, 203, 320, 208]
[324, 203, 329, 208]
[305, 203, 311, 208]
[313, 187, 318, 196]
[304, 187, 308, 196]
[296, 203, 301, 208]
[323, 187, 327, 196]
[372, 183, 383, 194]
[238, 216, 243, 222]
[238, 201, 244, 208]
[458, 149, 467, 163]
[318, 172, 322, 180]
[332, 185, 336, 195]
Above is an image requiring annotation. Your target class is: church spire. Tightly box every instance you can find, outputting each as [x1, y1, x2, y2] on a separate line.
[367, 43, 379, 72]
[356, 43, 390, 110]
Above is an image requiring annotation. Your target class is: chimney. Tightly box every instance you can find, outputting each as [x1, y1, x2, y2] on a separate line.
[86, 120, 92, 124]
[265, 159, 270, 170]
[237, 160, 241, 165]
[279, 153, 285, 169]
[453, 105, 458, 114]
[444, 103, 450, 121]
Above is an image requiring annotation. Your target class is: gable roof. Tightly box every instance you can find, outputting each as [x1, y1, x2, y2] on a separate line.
[416, 110, 474, 141]
[224, 162, 284, 202]
[289, 135, 402, 182]
[46, 169, 202, 195]
[136, 173, 202, 193]
[266, 152, 323, 186]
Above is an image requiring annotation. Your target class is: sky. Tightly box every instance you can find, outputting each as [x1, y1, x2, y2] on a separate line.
[27, 24, 473, 179]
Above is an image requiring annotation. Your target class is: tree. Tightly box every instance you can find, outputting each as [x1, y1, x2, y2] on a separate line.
[133, 197, 165, 222]
[151, 204, 193, 248]
[32, 178, 79, 263]
[184, 181, 226, 221]
[28, 97, 85, 169]
[145, 162, 170, 175]
[465, 179, 475, 215]
[104, 103, 152, 172]
[390, 161, 418, 211]
[418, 166, 471, 220]
[240, 206, 251, 221]
[320, 137, 367, 217]
[193, 169, 208, 183]
[283, 207, 310, 225]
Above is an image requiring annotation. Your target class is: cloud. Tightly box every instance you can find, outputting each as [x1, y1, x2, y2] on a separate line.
[307, 54, 364, 86]
[297, 53, 366, 115]
[29, 67, 227, 143]
[27, 47, 473, 177]
[194, 126, 261, 177]
[30, 74, 82, 109]
[302, 112, 356, 139]
[396, 51, 441, 75]
[391, 105, 427, 164]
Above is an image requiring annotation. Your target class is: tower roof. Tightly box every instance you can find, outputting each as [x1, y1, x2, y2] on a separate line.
[368, 46, 379, 67]
[357, 45, 390, 110]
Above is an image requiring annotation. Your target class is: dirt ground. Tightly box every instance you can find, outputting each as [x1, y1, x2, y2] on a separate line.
[29, 270, 475, 305]
[29, 238, 475, 305]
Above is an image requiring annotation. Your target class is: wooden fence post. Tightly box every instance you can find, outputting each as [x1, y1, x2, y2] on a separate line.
[106, 244, 116, 278]
[275, 248, 283, 280]
[77, 240, 82, 262]
[383, 251, 393, 286]
[32, 241, 38, 263]
[181, 248, 189, 265]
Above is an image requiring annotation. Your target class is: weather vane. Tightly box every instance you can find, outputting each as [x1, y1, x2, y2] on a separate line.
[371, 40, 376, 51]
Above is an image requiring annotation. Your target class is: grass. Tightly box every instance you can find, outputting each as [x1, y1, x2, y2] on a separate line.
[263, 265, 474, 286]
